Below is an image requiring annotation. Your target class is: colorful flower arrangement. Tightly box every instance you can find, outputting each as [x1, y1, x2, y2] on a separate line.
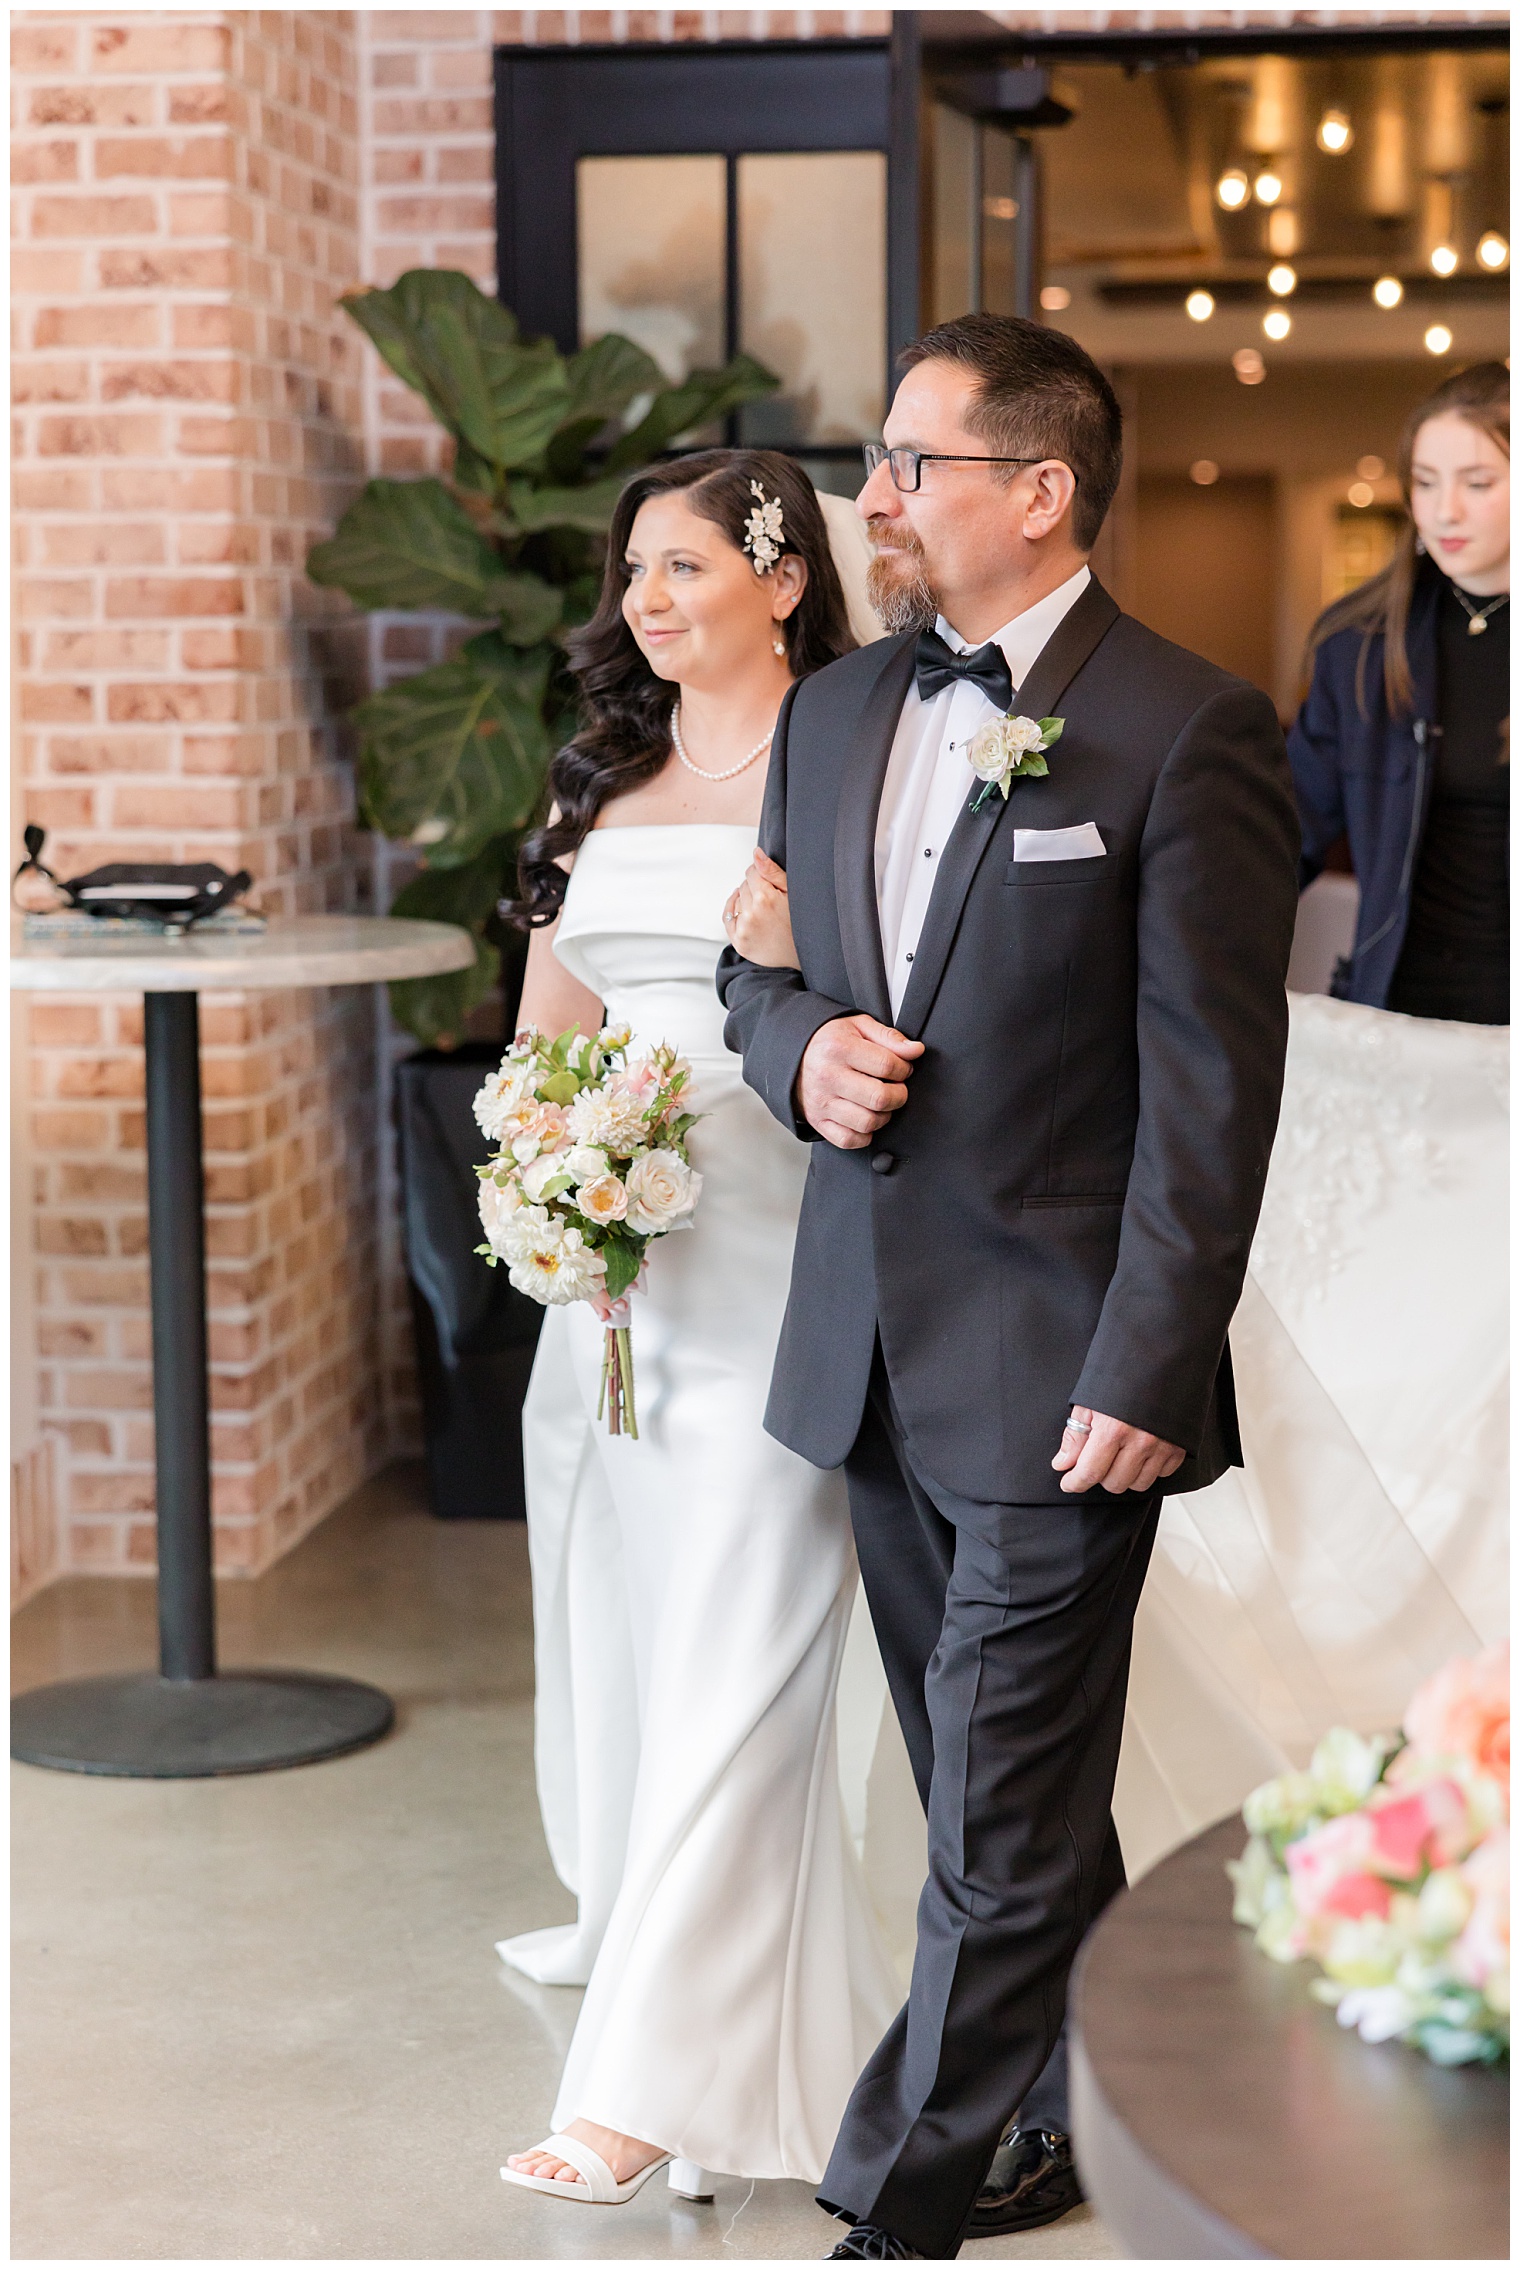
[474, 1025, 701, 1436]
[1229, 1641, 1508, 2068]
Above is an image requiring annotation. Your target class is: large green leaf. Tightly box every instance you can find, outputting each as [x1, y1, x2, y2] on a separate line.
[385, 842, 511, 1048]
[605, 351, 780, 472]
[508, 471, 631, 536]
[307, 479, 511, 616]
[495, 572, 563, 647]
[342, 271, 570, 470]
[353, 632, 552, 866]
[563, 332, 665, 427]
[547, 333, 666, 483]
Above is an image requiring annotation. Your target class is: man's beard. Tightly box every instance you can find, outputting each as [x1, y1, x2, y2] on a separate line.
[864, 518, 940, 634]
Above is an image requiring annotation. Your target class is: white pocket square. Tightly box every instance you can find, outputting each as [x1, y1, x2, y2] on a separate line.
[1011, 823, 1106, 862]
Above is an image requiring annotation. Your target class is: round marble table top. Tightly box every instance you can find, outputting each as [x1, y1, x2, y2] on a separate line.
[10, 914, 476, 993]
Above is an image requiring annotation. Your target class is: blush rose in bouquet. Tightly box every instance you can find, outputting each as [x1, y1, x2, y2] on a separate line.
[1228, 1640, 1509, 2068]
[473, 1023, 702, 1436]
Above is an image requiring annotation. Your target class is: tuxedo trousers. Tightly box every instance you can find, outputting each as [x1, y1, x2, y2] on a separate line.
[820, 1350, 1159, 2258]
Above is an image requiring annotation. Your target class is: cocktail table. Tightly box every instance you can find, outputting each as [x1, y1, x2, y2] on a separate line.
[11, 915, 476, 1777]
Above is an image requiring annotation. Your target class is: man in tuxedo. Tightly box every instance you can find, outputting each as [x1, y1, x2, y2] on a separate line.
[718, 314, 1300, 2260]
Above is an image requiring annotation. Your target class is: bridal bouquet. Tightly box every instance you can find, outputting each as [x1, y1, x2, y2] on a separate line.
[473, 1025, 702, 1437]
[1229, 1641, 1509, 2068]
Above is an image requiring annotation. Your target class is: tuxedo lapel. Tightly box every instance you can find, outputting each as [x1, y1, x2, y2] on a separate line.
[833, 634, 916, 1027]
[895, 577, 1122, 1040]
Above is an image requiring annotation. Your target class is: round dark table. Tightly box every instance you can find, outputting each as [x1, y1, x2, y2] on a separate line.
[1071, 1816, 1509, 2260]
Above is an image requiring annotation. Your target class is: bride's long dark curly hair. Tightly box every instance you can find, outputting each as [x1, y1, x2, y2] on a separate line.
[508, 449, 856, 928]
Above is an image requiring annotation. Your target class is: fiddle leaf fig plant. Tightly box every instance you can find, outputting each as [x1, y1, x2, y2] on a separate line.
[307, 268, 778, 1046]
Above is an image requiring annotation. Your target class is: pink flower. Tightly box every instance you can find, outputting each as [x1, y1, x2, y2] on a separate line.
[509, 1102, 570, 1162]
[1403, 1641, 1510, 1798]
[1320, 1872, 1393, 1923]
[1365, 1777, 1474, 1878]
[1286, 1812, 1376, 1917]
[1452, 1827, 1509, 1993]
[612, 1059, 660, 1105]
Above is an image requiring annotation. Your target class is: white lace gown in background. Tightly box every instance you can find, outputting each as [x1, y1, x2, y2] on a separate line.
[497, 824, 899, 2181]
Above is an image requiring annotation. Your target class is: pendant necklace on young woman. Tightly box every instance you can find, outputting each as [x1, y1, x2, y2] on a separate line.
[670, 703, 773, 782]
[1451, 587, 1509, 637]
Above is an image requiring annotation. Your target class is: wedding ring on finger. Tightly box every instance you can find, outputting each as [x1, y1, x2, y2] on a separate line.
[1064, 1416, 1092, 1435]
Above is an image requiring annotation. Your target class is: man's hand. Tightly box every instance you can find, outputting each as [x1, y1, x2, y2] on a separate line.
[1052, 1406, 1185, 1496]
[798, 1014, 924, 1150]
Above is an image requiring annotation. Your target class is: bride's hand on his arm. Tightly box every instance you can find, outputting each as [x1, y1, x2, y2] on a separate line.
[723, 849, 799, 969]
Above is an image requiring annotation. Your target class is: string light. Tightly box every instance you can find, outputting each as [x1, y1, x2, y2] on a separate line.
[1233, 347, 1266, 385]
[1356, 455, 1386, 481]
[1185, 289, 1216, 322]
[1253, 171, 1284, 206]
[1317, 109, 1354, 154]
[1430, 244, 1459, 277]
[1477, 232, 1508, 270]
[1262, 308, 1292, 341]
[1347, 482, 1375, 508]
[1267, 264, 1297, 297]
[1424, 324, 1454, 355]
[1216, 170, 1250, 210]
[1372, 275, 1404, 309]
[1190, 460, 1220, 486]
[1040, 284, 1072, 311]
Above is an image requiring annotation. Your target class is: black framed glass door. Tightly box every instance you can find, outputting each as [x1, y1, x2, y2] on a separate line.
[494, 37, 920, 492]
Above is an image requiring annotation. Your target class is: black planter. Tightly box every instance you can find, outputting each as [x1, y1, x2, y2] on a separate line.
[394, 1041, 543, 1520]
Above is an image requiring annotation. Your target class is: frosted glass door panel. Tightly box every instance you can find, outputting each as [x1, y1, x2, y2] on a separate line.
[577, 155, 725, 381]
[737, 151, 887, 445]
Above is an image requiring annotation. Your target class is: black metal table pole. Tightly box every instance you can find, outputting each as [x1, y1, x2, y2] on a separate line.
[146, 993, 216, 1683]
[12, 987, 395, 1777]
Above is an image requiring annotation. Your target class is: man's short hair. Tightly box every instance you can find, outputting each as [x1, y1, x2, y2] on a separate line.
[900, 314, 1123, 552]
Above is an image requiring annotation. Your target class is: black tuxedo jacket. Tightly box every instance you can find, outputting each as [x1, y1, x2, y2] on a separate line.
[717, 577, 1301, 1506]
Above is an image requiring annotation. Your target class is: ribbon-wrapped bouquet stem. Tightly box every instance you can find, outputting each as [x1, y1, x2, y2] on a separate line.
[474, 1025, 702, 1436]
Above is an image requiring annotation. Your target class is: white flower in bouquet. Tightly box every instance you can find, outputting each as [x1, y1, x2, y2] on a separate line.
[473, 1062, 534, 1141]
[502, 1209, 607, 1305]
[519, 1149, 573, 1204]
[567, 1082, 653, 1157]
[563, 1144, 612, 1185]
[476, 1172, 524, 1261]
[625, 1148, 701, 1233]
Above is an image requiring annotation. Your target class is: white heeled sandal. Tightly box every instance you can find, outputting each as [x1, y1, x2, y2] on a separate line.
[669, 2157, 716, 2201]
[500, 2132, 671, 2204]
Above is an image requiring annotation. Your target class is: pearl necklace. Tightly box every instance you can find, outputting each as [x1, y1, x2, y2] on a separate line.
[670, 703, 773, 783]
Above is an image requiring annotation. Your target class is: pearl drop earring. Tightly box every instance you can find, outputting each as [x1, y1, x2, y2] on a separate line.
[772, 623, 787, 657]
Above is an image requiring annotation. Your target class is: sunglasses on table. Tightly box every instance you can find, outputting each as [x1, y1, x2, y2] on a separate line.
[861, 444, 1077, 493]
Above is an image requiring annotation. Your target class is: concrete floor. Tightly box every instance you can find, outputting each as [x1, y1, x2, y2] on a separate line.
[12, 1462, 1121, 2263]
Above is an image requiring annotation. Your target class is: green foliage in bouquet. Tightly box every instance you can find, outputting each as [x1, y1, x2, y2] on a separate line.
[307, 269, 779, 1045]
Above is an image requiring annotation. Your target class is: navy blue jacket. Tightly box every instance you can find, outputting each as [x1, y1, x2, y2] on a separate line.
[1286, 563, 1441, 1006]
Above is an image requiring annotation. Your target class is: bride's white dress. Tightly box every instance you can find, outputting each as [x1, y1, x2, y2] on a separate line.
[498, 823, 900, 2181]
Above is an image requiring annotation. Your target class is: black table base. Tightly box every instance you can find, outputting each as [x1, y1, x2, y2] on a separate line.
[10, 1670, 395, 1779]
[13, 992, 397, 1779]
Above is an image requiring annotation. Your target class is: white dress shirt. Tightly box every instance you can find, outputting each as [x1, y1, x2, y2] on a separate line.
[874, 565, 1091, 1017]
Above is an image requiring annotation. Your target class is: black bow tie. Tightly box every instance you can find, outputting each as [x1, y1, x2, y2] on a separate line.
[913, 627, 1013, 715]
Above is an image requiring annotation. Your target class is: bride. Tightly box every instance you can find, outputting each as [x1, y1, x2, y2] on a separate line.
[497, 450, 899, 2207]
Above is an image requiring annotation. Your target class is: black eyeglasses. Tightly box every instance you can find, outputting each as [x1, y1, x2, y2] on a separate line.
[862, 443, 1077, 494]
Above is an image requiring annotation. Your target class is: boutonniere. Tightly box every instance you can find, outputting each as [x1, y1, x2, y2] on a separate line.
[967, 714, 1065, 813]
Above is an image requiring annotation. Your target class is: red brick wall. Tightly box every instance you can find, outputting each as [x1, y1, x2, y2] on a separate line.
[13, 11, 386, 1583]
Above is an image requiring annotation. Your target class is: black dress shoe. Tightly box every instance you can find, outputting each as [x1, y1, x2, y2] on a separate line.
[965, 2124, 1083, 2237]
[825, 2225, 924, 2260]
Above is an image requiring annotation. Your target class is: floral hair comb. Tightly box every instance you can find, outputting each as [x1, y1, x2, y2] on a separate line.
[743, 479, 785, 573]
